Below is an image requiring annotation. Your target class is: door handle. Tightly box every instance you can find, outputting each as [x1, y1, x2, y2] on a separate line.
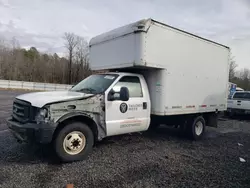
[143, 102, 147, 109]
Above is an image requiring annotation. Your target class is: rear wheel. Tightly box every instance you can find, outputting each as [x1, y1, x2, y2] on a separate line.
[188, 116, 206, 140]
[53, 122, 94, 162]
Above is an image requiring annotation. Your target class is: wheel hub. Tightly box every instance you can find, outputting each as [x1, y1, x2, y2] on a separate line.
[63, 131, 86, 155]
[71, 138, 81, 148]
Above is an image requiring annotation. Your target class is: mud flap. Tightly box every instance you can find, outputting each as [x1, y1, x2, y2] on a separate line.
[204, 113, 218, 128]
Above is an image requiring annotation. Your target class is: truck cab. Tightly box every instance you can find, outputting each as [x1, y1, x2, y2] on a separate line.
[7, 72, 151, 162]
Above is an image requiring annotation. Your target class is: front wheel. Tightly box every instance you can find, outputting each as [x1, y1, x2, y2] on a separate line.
[53, 122, 94, 162]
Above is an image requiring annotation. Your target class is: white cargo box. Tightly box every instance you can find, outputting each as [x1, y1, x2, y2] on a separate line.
[139, 68, 229, 115]
[89, 18, 230, 71]
[89, 18, 230, 114]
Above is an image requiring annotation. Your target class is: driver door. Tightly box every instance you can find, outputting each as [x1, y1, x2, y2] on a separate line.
[105, 75, 150, 136]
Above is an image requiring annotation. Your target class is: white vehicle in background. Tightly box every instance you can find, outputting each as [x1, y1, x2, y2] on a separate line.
[7, 18, 230, 162]
[236, 87, 244, 91]
[227, 91, 250, 116]
[228, 82, 244, 99]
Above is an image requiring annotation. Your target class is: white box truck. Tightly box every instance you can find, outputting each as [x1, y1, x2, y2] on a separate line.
[6, 18, 230, 162]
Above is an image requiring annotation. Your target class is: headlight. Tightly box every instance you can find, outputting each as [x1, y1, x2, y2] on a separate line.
[35, 107, 49, 123]
[39, 108, 48, 117]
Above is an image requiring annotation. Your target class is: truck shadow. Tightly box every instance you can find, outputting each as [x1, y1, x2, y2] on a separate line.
[95, 124, 223, 151]
[223, 114, 250, 122]
[0, 140, 62, 165]
[1, 124, 217, 165]
[0, 141, 65, 187]
[95, 125, 194, 149]
[145, 126, 188, 140]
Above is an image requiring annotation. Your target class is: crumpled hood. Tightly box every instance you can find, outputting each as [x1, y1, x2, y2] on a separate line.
[16, 90, 94, 108]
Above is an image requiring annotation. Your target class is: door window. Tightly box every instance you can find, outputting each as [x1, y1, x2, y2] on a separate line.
[112, 76, 143, 98]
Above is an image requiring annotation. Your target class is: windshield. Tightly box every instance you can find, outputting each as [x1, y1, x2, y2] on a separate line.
[70, 74, 119, 94]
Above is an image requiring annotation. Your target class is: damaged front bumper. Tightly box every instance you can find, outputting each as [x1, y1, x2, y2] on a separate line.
[6, 118, 56, 144]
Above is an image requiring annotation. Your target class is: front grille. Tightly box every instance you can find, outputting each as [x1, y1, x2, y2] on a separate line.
[12, 99, 33, 123]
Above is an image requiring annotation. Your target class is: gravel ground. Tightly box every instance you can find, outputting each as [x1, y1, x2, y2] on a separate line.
[0, 90, 250, 188]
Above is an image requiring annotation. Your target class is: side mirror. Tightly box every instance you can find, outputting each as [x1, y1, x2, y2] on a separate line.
[107, 87, 129, 101]
[120, 87, 129, 101]
[107, 89, 115, 101]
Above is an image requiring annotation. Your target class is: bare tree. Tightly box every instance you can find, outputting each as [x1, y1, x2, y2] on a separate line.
[240, 68, 250, 80]
[74, 36, 89, 82]
[238, 68, 250, 89]
[63, 32, 78, 84]
[229, 53, 238, 81]
[10, 37, 20, 49]
[0, 33, 92, 84]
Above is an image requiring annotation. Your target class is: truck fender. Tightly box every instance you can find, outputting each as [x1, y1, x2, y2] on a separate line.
[54, 112, 99, 141]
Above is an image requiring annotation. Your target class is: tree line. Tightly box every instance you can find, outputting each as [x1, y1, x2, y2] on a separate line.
[229, 55, 250, 90]
[0, 33, 250, 89]
[0, 32, 91, 84]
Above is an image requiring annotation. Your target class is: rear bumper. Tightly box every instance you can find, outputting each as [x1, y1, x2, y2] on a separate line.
[6, 118, 56, 144]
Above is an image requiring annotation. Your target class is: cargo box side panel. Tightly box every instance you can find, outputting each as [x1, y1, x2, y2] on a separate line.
[89, 33, 143, 70]
[162, 64, 229, 115]
[144, 22, 230, 115]
[141, 69, 166, 115]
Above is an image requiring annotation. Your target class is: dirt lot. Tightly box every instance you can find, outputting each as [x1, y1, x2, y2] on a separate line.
[0, 90, 249, 188]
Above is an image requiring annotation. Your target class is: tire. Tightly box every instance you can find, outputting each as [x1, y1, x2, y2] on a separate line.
[53, 122, 94, 162]
[188, 116, 206, 140]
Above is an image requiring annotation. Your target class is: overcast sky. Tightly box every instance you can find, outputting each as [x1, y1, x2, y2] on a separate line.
[0, 0, 249, 69]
